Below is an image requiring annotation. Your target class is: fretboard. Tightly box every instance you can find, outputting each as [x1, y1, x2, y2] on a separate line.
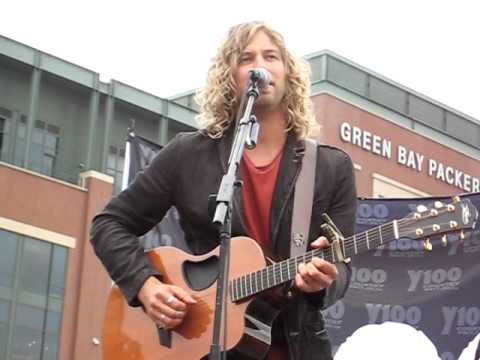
[229, 220, 398, 302]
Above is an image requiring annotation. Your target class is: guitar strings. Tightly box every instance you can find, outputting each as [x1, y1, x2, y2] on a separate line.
[231, 212, 456, 300]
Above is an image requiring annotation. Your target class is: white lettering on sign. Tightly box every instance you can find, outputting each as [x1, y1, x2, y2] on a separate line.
[428, 159, 479, 192]
[397, 145, 424, 172]
[339, 121, 479, 192]
[340, 122, 392, 159]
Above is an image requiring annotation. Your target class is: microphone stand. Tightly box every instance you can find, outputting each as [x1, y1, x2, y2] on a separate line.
[209, 79, 261, 360]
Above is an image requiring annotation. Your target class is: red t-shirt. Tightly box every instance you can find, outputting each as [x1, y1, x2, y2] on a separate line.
[240, 151, 288, 360]
[240, 151, 282, 247]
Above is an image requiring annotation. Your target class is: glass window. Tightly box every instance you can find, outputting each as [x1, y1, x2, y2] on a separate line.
[42, 308, 61, 360]
[13, 119, 26, 167]
[0, 230, 17, 292]
[0, 300, 10, 359]
[11, 117, 59, 176]
[19, 239, 50, 304]
[106, 145, 125, 193]
[49, 246, 67, 301]
[0, 229, 67, 360]
[13, 304, 44, 360]
[0, 117, 8, 161]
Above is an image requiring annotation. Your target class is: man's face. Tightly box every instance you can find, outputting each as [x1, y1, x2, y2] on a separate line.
[234, 31, 287, 112]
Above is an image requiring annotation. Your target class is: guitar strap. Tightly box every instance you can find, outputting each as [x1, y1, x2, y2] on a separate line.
[290, 138, 317, 258]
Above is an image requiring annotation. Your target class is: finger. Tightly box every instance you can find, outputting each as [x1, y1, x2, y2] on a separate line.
[304, 263, 333, 289]
[156, 303, 186, 319]
[153, 313, 182, 329]
[295, 274, 315, 293]
[298, 262, 307, 278]
[310, 236, 329, 249]
[170, 286, 197, 304]
[154, 292, 188, 312]
[311, 258, 339, 278]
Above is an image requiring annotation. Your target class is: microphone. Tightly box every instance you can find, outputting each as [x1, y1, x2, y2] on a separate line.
[248, 68, 271, 91]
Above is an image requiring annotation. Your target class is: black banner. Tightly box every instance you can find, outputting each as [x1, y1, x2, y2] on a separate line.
[126, 134, 480, 358]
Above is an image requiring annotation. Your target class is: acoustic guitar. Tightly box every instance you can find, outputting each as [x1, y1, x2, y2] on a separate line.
[102, 197, 478, 360]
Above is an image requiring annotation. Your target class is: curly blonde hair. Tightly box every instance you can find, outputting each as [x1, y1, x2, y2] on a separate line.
[195, 21, 318, 139]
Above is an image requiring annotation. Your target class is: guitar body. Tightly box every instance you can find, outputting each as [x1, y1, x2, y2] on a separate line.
[102, 237, 281, 360]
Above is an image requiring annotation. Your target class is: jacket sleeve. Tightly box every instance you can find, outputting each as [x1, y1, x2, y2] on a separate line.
[304, 150, 357, 309]
[90, 134, 183, 307]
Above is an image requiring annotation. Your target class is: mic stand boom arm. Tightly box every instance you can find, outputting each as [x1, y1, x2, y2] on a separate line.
[209, 80, 261, 360]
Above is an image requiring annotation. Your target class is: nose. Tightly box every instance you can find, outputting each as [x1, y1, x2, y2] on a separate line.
[252, 54, 267, 69]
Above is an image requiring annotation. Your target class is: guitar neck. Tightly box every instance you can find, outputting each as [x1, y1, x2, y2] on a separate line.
[229, 220, 398, 302]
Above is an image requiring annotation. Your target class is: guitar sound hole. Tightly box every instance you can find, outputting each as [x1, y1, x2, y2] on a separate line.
[182, 255, 219, 291]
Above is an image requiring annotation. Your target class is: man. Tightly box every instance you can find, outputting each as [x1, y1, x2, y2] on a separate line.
[91, 21, 357, 359]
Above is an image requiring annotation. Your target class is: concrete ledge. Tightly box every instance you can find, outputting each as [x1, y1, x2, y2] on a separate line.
[0, 216, 76, 248]
[79, 170, 114, 184]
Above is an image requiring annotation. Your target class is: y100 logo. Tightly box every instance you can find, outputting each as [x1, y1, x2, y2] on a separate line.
[366, 303, 421, 325]
[322, 301, 345, 330]
[357, 204, 389, 219]
[323, 300, 345, 320]
[407, 268, 462, 292]
[374, 238, 424, 257]
[442, 306, 480, 335]
[351, 267, 387, 292]
[448, 232, 480, 255]
[351, 267, 387, 283]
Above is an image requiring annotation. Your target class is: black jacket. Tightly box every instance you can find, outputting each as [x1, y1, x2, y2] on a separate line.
[90, 129, 357, 360]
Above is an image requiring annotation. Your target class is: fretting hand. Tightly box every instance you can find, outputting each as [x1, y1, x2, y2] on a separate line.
[294, 236, 338, 293]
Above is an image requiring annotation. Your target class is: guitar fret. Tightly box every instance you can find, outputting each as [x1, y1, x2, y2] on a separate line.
[273, 264, 278, 286]
[248, 273, 253, 295]
[242, 276, 247, 297]
[380, 226, 384, 244]
[258, 270, 262, 291]
[236, 278, 241, 300]
[261, 268, 266, 291]
[266, 267, 271, 288]
[234, 278, 238, 299]
[274, 264, 278, 286]
[353, 235, 358, 254]
[279, 263, 284, 283]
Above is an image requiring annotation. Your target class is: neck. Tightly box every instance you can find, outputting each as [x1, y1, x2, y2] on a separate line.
[244, 108, 287, 165]
[253, 108, 287, 148]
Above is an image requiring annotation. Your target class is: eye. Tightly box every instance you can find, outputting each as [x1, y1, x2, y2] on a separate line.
[239, 54, 252, 64]
[264, 52, 281, 63]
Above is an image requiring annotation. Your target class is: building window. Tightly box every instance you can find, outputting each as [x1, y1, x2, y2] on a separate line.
[30, 121, 60, 177]
[106, 145, 125, 194]
[0, 107, 13, 163]
[372, 173, 430, 198]
[0, 117, 8, 162]
[0, 229, 67, 360]
[13, 116, 26, 167]
[12, 117, 59, 177]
